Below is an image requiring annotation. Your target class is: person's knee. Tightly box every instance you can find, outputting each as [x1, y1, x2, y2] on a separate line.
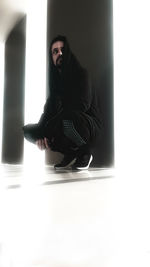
[23, 124, 43, 143]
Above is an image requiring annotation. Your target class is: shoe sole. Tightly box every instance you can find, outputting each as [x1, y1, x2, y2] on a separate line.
[74, 155, 93, 170]
[54, 158, 76, 170]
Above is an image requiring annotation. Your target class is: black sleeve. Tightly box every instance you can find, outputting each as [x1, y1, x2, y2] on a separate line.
[38, 96, 53, 126]
[38, 93, 62, 126]
[22, 97, 53, 143]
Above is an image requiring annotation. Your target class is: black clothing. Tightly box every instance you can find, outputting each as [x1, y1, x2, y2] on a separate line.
[23, 36, 103, 156]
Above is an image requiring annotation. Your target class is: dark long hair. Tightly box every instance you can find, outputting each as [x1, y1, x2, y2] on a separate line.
[49, 35, 84, 94]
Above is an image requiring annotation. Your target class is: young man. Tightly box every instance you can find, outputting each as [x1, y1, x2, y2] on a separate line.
[23, 35, 103, 170]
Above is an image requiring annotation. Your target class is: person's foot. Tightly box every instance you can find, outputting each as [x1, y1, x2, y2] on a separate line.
[54, 154, 76, 170]
[72, 154, 93, 170]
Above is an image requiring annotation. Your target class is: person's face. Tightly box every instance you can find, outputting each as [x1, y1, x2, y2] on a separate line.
[51, 41, 64, 68]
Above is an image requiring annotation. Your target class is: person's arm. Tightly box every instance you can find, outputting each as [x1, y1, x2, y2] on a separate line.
[36, 137, 49, 150]
[23, 94, 56, 145]
[36, 93, 63, 150]
[38, 95, 54, 126]
[35, 95, 58, 149]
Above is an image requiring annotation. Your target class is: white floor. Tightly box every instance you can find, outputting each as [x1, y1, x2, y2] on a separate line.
[0, 164, 150, 267]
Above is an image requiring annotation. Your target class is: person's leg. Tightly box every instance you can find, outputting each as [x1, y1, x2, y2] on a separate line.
[22, 124, 44, 143]
[57, 111, 95, 170]
[23, 112, 95, 170]
[51, 133, 78, 169]
[22, 120, 76, 169]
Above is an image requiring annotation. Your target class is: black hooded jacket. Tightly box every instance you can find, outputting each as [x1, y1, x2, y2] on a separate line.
[38, 36, 102, 138]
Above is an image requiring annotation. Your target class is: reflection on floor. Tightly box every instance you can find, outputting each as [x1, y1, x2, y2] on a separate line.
[0, 164, 150, 267]
[0, 164, 114, 189]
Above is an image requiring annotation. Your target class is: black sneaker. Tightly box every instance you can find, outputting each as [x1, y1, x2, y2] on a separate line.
[72, 154, 93, 170]
[54, 154, 76, 170]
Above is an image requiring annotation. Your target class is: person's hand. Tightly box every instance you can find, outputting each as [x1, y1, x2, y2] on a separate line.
[36, 137, 49, 150]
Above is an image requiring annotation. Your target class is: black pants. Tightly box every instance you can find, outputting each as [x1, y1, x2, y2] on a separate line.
[23, 111, 96, 156]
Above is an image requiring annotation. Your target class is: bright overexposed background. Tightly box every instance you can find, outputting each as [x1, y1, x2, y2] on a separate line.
[113, 0, 150, 176]
[24, 0, 47, 166]
[0, 42, 5, 163]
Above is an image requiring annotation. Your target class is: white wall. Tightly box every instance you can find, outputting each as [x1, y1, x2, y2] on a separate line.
[114, 0, 150, 176]
[0, 42, 5, 162]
